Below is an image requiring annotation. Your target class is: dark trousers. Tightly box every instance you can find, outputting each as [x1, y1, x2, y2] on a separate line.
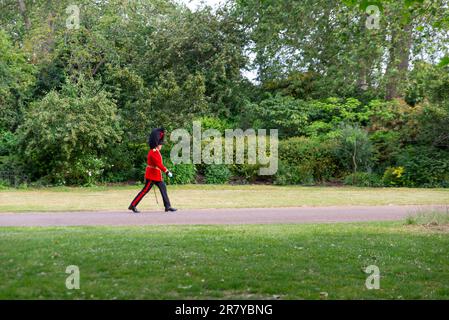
[130, 179, 171, 209]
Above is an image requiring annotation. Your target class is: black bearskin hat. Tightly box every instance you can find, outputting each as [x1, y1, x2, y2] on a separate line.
[148, 127, 166, 149]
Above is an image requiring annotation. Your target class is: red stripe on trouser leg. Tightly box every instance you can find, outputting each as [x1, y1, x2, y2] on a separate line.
[131, 181, 152, 207]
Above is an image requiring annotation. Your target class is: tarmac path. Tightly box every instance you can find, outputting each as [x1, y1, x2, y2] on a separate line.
[0, 205, 440, 226]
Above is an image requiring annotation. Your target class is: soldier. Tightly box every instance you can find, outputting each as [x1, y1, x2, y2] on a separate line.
[128, 128, 177, 213]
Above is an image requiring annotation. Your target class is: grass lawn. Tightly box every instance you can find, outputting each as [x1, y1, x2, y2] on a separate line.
[1, 185, 449, 212]
[0, 222, 448, 299]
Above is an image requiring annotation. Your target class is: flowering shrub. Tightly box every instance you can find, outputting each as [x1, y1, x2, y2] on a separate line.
[382, 167, 406, 187]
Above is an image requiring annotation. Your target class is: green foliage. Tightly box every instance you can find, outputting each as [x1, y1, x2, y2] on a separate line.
[17, 77, 122, 184]
[149, 71, 208, 129]
[139, 6, 249, 118]
[229, 164, 262, 183]
[195, 116, 233, 133]
[382, 166, 407, 187]
[263, 71, 322, 99]
[248, 95, 308, 137]
[247, 96, 372, 138]
[276, 136, 340, 185]
[344, 172, 383, 187]
[0, 179, 10, 190]
[165, 161, 197, 185]
[304, 98, 369, 136]
[275, 161, 313, 185]
[57, 156, 106, 186]
[413, 102, 449, 149]
[335, 125, 374, 174]
[0, 30, 35, 130]
[405, 62, 449, 105]
[103, 67, 153, 143]
[204, 164, 232, 184]
[395, 146, 449, 187]
[0, 0, 448, 187]
[0, 130, 17, 156]
[369, 130, 402, 172]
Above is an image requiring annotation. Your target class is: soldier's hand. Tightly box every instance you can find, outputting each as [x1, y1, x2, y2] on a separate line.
[167, 171, 173, 178]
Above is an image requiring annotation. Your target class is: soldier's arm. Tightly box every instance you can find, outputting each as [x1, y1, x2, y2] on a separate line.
[154, 151, 168, 173]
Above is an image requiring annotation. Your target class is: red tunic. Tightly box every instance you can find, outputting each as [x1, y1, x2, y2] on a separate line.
[145, 148, 168, 181]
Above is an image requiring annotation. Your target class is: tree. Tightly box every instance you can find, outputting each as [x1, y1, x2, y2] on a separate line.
[17, 76, 122, 184]
[138, 5, 249, 117]
[336, 124, 374, 176]
[0, 30, 35, 131]
[234, 0, 449, 100]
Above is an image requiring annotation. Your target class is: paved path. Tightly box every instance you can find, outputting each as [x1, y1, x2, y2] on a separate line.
[0, 205, 440, 226]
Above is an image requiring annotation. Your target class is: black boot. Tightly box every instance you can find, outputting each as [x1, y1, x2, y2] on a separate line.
[165, 207, 177, 212]
[128, 205, 140, 213]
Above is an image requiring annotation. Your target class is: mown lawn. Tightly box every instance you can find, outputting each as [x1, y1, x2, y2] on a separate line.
[1, 185, 449, 212]
[0, 222, 448, 299]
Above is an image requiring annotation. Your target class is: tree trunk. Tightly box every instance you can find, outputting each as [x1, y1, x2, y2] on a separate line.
[17, 0, 31, 30]
[356, 17, 369, 92]
[385, 23, 413, 100]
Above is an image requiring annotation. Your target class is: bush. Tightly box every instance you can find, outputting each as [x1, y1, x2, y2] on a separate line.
[53, 156, 106, 186]
[395, 146, 449, 187]
[343, 172, 383, 187]
[102, 142, 148, 183]
[274, 161, 314, 185]
[168, 163, 197, 185]
[195, 116, 233, 134]
[159, 141, 197, 185]
[248, 95, 308, 138]
[0, 130, 17, 156]
[382, 166, 406, 187]
[229, 163, 262, 183]
[369, 130, 401, 172]
[204, 164, 231, 184]
[17, 77, 122, 184]
[276, 136, 340, 184]
[335, 124, 374, 175]
[0, 179, 10, 190]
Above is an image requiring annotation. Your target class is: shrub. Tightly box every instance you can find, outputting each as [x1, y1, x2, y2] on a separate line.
[382, 166, 406, 187]
[195, 116, 233, 134]
[0, 130, 17, 156]
[0, 179, 10, 190]
[277, 136, 340, 184]
[16, 77, 122, 184]
[413, 102, 449, 149]
[168, 163, 197, 185]
[248, 95, 308, 138]
[229, 164, 261, 183]
[274, 161, 314, 185]
[369, 130, 401, 171]
[159, 141, 197, 185]
[204, 164, 231, 184]
[335, 124, 374, 175]
[396, 146, 449, 187]
[53, 156, 106, 186]
[343, 172, 383, 187]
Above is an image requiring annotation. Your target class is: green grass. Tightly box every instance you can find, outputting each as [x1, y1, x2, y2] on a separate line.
[1, 222, 448, 299]
[406, 206, 449, 226]
[1, 185, 449, 212]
